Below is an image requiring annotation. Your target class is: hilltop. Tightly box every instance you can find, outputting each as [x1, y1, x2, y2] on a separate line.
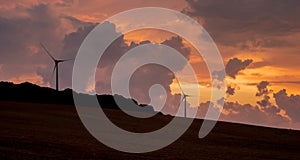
[0, 81, 154, 112]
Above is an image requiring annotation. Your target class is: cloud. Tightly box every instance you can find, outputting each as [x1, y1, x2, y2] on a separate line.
[0, 3, 193, 115]
[183, 0, 300, 72]
[225, 58, 253, 79]
[212, 70, 226, 81]
[226, 86, 235, 96]
[0, 4, 64, 83]
[257, 95, 271, 107]
[196, 100, 289, 127]
[221, 102, 269, 125]
[256, 81, 270, 96]
[193, 80, 295, 129]
[0, 3, 97, 89]
[61, 21, 193, 113]
[184, 0, 300, 46]
[55, 19, 190, 108]
[55, 0, 78, 7]
[211, 57, 253, 94]
[1, 0, 299, 130]
[113, 35, 192, 113]
[56, 23, 97, 88]
[274, 89, 300, 122]
[226, 84, 240, 97]
[254, 81, 281, 116]
[212, 57, 253, 82]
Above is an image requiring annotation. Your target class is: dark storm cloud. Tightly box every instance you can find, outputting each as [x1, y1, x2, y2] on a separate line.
[60, 21, 192, 112]
[274, 89, 300, 122]
[91, 23, 191, 96]
[0, 3, 95, 87]
[36, 21, 96, 88]
[55, 23, 97, 88]
[124, 36, 191, 112]
[0, 2, 192, 113]
[0, 4, 63, 82]
[185, 0, 300, 34]
[0, 4, 58, 62]
[184, 0, 300, 49]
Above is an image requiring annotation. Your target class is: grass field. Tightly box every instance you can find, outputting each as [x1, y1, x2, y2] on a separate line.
[0, 101, 299, 159]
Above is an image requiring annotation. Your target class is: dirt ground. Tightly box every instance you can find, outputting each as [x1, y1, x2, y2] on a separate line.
[0, 101, 299, 160]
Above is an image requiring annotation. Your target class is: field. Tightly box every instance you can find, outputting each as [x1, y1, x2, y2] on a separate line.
[0, 101, 299, 159]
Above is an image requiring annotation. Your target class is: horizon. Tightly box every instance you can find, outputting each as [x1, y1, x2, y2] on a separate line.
[1, 1, 300, 133]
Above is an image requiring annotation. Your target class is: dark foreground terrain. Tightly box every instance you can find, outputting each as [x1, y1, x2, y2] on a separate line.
[1, 101, 300, 160]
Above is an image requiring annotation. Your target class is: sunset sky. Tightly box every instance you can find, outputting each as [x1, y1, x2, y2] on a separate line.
[1, 0, 300, 129]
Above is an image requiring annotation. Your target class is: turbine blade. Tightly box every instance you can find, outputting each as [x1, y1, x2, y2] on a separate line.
[175, 96, 185, 109]
[40, 42, 56, 61]
[175, 78, 186, 95]
[174, 78, 197, 98]
[50, 65, 56, 82]
[181, 96, 185, 102]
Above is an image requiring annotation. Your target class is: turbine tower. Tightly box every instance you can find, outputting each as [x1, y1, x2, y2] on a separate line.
[40, 43, 72, 91]
[178, 83, 191, 118]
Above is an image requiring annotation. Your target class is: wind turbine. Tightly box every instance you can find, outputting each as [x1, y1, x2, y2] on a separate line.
[40, 43, 73, 91]
[177, 82, 191, 118]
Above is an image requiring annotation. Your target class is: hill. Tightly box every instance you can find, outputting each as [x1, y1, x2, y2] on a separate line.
[0, 101, 300, 159]
[0, 81, 154, 112]
[0, 82, 299, 159]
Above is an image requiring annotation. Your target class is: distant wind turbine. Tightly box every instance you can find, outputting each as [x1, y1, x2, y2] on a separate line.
[40, 42, 73, 91]
[178, 82, 192, 118]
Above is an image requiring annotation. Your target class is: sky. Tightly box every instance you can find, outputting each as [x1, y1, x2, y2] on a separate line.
[0, 0, 300, 130]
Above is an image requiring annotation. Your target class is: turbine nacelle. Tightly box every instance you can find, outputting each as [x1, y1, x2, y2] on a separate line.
[56, 59, 74, 63]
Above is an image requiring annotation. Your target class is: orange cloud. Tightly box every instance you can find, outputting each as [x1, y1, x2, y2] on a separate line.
[9, 74, 50, 87]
